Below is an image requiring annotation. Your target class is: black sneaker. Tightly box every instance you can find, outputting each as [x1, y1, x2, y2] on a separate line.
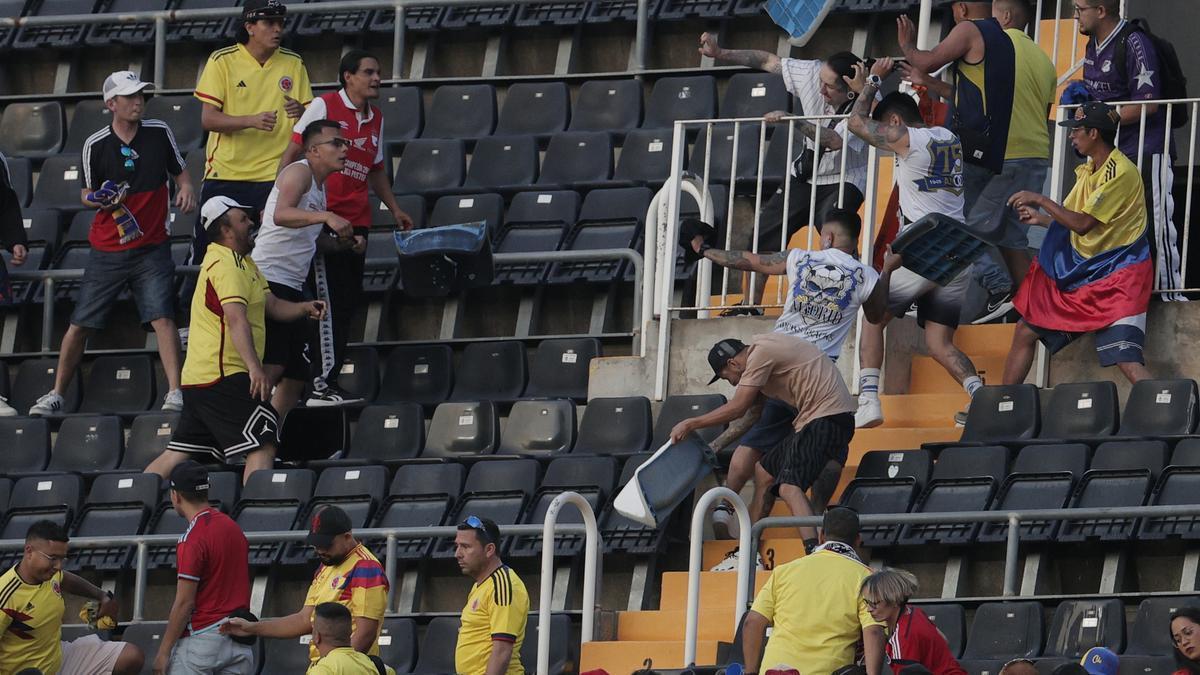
[972, 290, 1015, 324]
[720, 305, 764, 317]
[305, 385, 365, 407]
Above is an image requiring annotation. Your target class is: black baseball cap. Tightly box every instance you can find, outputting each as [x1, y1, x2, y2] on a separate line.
[243, 0, 286, 21]
[707, 338, 747, 385]
[169, 460, 210, 492]
[1058, 101, 1120, 132]
[306, 505, 353, 547]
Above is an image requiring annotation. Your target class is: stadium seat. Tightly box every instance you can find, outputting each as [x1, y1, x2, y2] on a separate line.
[0, 416, 50, 474]
[296, 5, 372, 34]
[378, 86, 424, 148]
[537, 131, 614, 190]
[510, 455, 617, 558]
[1118, 378, 1199, 438]
[1140, 456, 1200, 541]
[920, 603, 966, 658]
[652, 394, 728, 448]
[145, 95, 205, 153]
[379, 617, 419, 674]
[1036, 381, 1120, 442]
[31, 154, 89, 212]
[464, 135, 539, 194]
[363, 227, 401, 294]
[372, 462, 464, 560]
[13, 0, 94, 48]
[1058, 441, 1165, 542]
[573, 395, 653, 456]
[165, 0, 234, 42]
[1045, 598, 1126, 657]
[280, 465, 388, 565]
[898, 445, 1009, 546]
[961, 601, 1044, 660]
[0, 102, 64, 159]
[442, 2, 516, 28]
[492, 222, 566, 285]
[79, 354, 156, 414]
[1126, 596, 1200, 655]
[0, 474, 83, 568]
[21, 208, 62, 253]
[145, 471, 240, 569]
[0, 0, 27, 49]
[928, 384, 1039, 451]
[422, 84, 498, 142]
[0, 240, 46, 304]
[495, 82, 570, 141]
[368, 5, 445, 33]
[391, 139, 466, 197]
[434, 458, 540, 557]
[64, 209, 93, 244]
[855, 449, 933, 490]
[260, 635, 312, 674]
[10, 357, 81, 414]
[0, 478, 8, 513]
[977, 443, 1089, 544]
[70, 472, 160, 570]
[85, 0, 168, 46]
[121, 411, 180, 471]
[506, 190, 580, 227]
[838, 450, 931, 546]
[689, 122, 765, 187]
[330, 402, 425, 466]
[613, 129, 679, 187]
[234, 468, 315, 566]
[429, 193, 506, 238]
[719, 72, 792, 119]
[378, 344, 454, 407]
[525, 337, 600, 401]
[450, 341, 527, 403]
[47, 415, 123, 474]
[333, 345, 380, 403]
[498, 399, 577, 456]
[515, 0, 591, 27]
[414, 617, 461, 674]
[1114, 655, 1175, 674]
[279, 406, 350, 464]
[544, 185, 649, 283]
[519, 613, 573, 674]
[424, 400, 501, 458]
[585, 0, 662, 22]
[63, 100, 114, 153]
[601, 453, 672, 554]
[4, 155, 32, 207]
[373, 194, 427, 229]
[569, 79, 642, 137]
[119, 622, 169, 671]
[642, 76, 717, 131]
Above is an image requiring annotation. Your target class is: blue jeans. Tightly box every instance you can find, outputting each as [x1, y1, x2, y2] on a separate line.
[963, 158, 1050, 294]
[70, 240, 176, 329]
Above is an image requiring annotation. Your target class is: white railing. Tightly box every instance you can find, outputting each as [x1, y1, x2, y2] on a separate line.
[684, 487, 752, 667]
[537, 491, 601, 675]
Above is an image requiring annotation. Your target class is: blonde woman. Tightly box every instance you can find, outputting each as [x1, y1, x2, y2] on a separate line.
[860, 569, 964, 675]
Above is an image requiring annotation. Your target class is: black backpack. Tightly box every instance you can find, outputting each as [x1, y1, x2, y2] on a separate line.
[1113, 18, 1189, 128]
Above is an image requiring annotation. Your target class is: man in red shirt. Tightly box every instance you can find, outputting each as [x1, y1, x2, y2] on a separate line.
[279, 49, 413, 406]
[153, 461, 254, 675]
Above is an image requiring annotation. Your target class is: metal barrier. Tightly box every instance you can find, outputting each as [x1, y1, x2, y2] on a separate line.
[684, 487, 752, 667]
[537, 492, 601, 675]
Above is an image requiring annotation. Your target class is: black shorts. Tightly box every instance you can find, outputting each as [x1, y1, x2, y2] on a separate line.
[759, 412, 855, 494]
[263, 281, 314, 381]
[167, 373, 280, 461]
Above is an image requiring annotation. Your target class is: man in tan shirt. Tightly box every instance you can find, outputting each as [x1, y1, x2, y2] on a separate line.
[669, 333, 856, 550]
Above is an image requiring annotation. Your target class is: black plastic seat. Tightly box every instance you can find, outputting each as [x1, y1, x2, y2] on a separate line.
[441, 3, 515, 28]
[296, 5, 371, 35]
[368, 5, 444, 32]
[0, 479, 9, 515]
[613, 129, 679, 187]
[391, 139, 466, 197]
[689, 122, 765, 187]
[64, 209, 93, 244]
[898, 445, 1008, 546]
[0, 417, 50, 474]
[510, 455, 617, 558]
[651, 394, 728, 448]
[642, 76, 717, 131]
[31, 154, 89, 213]
[371, 463, 463, 560]
[1059, 440, 1165, 542]
[569, 79, 642, 137]
[1114, 656, 1175, 674]
[379, 617, 418, 674]
[1118, 379, 1199, 439]
[20, 208, 62, 254]
[515, 1, 590, 26]
[333, 345, 379, 404]
[379, 344, 453, 407]
[79, 354, 156, 414]
[927, 384, 1040, 452]
[64, 100, 114, 153]
[450, 341, 527, 403]
[145, 95, 204, 153]
[424, 401, 501, 458]
[337, 403, 425, 466]
[506, 190, 580, 226]
[573, 396, 653, 456]
[429, 193, 506, 238]
[854, 449, 933, 490]
[1140, 458, 1200, 541]
[492, 223, 566, 285]
[13, 0, 94, 48]
[0, 102, 64, 159]
[1126, 596, 1200, 656]
[70, 472, 160, 570]
[499, 399, 577, 456]
[4, 155, 32, 207]
[585, 0, 662, 22]
[362, 227, 399, 294]
[524, 337, 600, 401]
[377, 86, 424, 148]
[1045, 598, 1126, 658]
[0, 474, 83, 568]
[373, 194, 426, 229]
[48, 415, 123, 474]
[961, 601, 1045, 660]
[433, 458, 540, 558]
[145, 471, 239, 569]
[464, 136, 539, 194]
[720, 72, 792, 119]
[978, 443, 1090, 544]
[414, 617, 461, 674]
[165, 0, 234, 41]
[233, 469, 315, 566]
[1036, 381, 1120, 441]
[279, 406, 349, 464]
[0, 0, 27, 49]
[920, 603, 966, 658]
[280, 465, 388, 565]
[86, 0, 168, 46]
[422, 84, 497, 142]
[837, 449, 931, 547]
[518, 613, 572, 674]
[10, 357, 81, 415]
[544, 186, 649, 282]
[537, 131, 614, 190]
[121, 412, 180, 471]
[496, 82, 570, 141]
[0, 241, 46, 304]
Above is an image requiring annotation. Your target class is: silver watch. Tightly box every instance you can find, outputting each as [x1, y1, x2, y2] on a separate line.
[866, 74, 883, 88]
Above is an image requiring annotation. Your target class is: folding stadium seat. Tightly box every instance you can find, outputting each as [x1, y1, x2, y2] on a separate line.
[371, 462, 464, 560]
[0, 478, 9, 513]
[63, 100, 114, 154]
[1058, 440, 1165, 542]
[368, 5, 445, 33]
[22, 208, 63, 253]
[260, 635, 312, 673]
[0, 102, 64, 159]
[433, 458, 540, 558]
[4, 155, 32, 207]
[0, 474, 83, 568]
[391, 139, 466, 197]
[1117, 378, 1199, 439]
[119, 622, 169, 670]
[363, 227, 400, 294]
[496, 82, 571, 141]
[296, 5, 372, 35]
[321, 402, 425, 467]
[585, 0, 663, 23]
[85, 0, 168, 46]
[515, 1, 590, 27]
[921, 603, 966, 658]
[1035, 381, 1120, 442]
[13, 0, 99, 48]
[720, 72, 792, 120]
[47, 415, 124, 474]
[372, 194, 427, 229]
[1126, 596, 1200, 656]
[546, 185, 652, 284]
[506, 190, 580, 227]
[519, 613, 572, 674]
[279, 406, 349, 463]
[379, 617, 419, 674]
[424, 401, 501, 458]
[1115, 656, 1175, 674]
[927, 384, 1040, 451]
[573, 396, 653, 456]
[658, 0, 734, 19]
[422, 84, 498, 142]
[145, 95, 205, 153]
[652, 394, 728, 448]
[510, 455, 618, 558]
[601, 453, 673, 554]
[440, 2, 515, 28]
[145, 471, 240, 569]
[960, 601, 1044, 662]
[0, 417, 50, 474]
[570, 79, 643, 137]
[333, 345, 380, 404]
[414, 617, 461, 674]
[613, 129, 681, 188]
[689, 122, 767, 188]
[70, 473, 160, 570]
[280, 465, 388, 565]
[0, 0, 27, 49]
[537, 131, 615, 190]
[642, 76, 718, 131]
[492, 222, 567, 285]
[64, 209, 93, 244]
[498, 399, 577, 456]
[183, 147, 205, 193]
[377, 86, 424, 148]
[32, 154, 90, 213]
[897, 445, 1009, 546]
[233, 468, 315, 566]
[525, 337, 601, 401]
[450, 341, 528, 403]
[10, 357, 81, 415]
[165, 0, 235, 41]
[378, 344, 453, 407]
[1044, 598, 1126, 658]
[429, 193, 506, 238]
[977, 443, 1090, 544]
[838, 449, 931, 546]
[1140, 440, 1200, 540]
[120, 411, 180, 471]
[464, 135, 539, 194]
[78, 354, 156, 414]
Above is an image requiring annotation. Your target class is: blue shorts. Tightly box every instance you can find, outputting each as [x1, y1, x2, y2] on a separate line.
[739, 398, 799, 452]
[70, 240, 176, 330]
[963, 158, 1050, 250]
[1027, 315, 1147, 367]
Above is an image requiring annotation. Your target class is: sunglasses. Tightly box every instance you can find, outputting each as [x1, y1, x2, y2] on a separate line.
[120, 145, 138, 172]
[312, 138, 350, 150]
[461, 515, 493, 544]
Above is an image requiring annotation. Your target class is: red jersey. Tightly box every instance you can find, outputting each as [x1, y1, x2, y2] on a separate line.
[887, 606, 966, 675]
[291, 89, 385, 231]
[176, 508, 251, 633]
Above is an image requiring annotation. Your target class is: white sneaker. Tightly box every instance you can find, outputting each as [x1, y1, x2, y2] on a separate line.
[712, 503, 740, 540]
[0, 395, 16, 417]
[710, 547, 765, 572]
[29, 391, 64, 416]
[162, 389, 184, 412]
[855, 396, 883, 428]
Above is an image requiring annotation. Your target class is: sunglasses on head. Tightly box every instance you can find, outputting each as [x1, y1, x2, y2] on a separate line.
[461, 515, 493, 543]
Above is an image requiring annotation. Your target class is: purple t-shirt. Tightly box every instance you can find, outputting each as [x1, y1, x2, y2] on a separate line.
[1083, 21, 1169, 158]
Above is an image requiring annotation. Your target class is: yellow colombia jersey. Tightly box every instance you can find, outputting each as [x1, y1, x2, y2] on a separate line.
[194, 43, 313, 183]
[455, 565, 529, 675]
[1065, 149, 1147, 258]
[303, 544, 389, 664]
[182, 243, 269, 387]
[307, 646, 380, 674]
[0, 567, 66, 675]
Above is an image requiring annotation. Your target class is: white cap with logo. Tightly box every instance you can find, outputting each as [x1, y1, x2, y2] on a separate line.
[200, 196, 254, 230]
[102, 71, 153, 102]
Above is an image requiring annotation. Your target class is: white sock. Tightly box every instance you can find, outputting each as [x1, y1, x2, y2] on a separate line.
[859, 368, 881, 400]
[963, 376, 983, 398]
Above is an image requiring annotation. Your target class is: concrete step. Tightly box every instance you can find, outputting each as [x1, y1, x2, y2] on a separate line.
[703, 538, 807, 570]
[952, 323, 1018, 358]
[617, 609, 740, 642]
[659, 570, 772, 611]
[909, 354, 1007, 394]
[849, 426, 961, 460]
[878, 392, 971, 427]
[581, 640, 721, 672]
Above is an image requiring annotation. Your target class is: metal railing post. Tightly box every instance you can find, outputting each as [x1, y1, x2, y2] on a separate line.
[385, 533, 398, 610]
[653, 121, 687, 401]
[538, 492, 600, 675]
[1002, 514, 1020, 597]
[154, 17, 167, 89]
[392, 4, 406, 80]
[916, 0, 934, 50]
[685, 488, 751, 667]
[133, 541, 148, 621]
[41, 278, 54, 352]
[634, 0, 648, 71]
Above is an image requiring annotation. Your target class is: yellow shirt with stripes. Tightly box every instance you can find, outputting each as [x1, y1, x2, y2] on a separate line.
[455, 565, 529, 675]
[1065, 149, 1147, 258]
[0, 567, 66, 675]
[182, 243, 269, 387]
[194, 43, 313, 183]
[303, 544, 389, 664]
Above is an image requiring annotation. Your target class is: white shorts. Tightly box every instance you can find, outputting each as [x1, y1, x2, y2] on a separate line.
[886, 267, 970, 328]
[58, 634, 125, 675]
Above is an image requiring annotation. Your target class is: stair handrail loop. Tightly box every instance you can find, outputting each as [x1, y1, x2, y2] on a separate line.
[685, 487, 752, 667]
[539, 491, 601, 675]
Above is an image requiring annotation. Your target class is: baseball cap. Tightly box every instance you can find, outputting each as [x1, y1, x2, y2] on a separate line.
[1058, 101, 1121, 132]
[102, 71, 152, 102]
[199, 196, 253, 230]
[706, 338, 747, 385]
[306, 505, 353, 547]
[1080, 647, 1119, 675]
[243, 0, 286, 20]
[169, 460, 210, 492]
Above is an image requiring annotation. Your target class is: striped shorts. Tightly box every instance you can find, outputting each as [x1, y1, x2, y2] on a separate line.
[759, 412, 855, 494]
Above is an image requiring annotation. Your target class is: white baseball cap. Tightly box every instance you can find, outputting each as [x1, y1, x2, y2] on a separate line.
[200, 196, 254, 230]
[102, 71, 153, 102]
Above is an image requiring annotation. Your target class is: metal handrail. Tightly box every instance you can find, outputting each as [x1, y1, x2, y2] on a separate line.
[537, 492, 600, 675]
[685, 487, 751, 667]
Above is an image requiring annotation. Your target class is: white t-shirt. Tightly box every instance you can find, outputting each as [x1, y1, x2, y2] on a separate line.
[894, 126, 966, 227]
[775, 248, 879, 359]
[780, 58, 870, 192]
[254, 159, 327, 291]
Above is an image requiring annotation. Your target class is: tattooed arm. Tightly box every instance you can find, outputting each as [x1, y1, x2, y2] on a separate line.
[792, 118, 845, 151]
[707, 400, 764, 453]
[696, 245, 790, 275]
[698, 32, 782, 74]
[844, 60, 911, 156]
